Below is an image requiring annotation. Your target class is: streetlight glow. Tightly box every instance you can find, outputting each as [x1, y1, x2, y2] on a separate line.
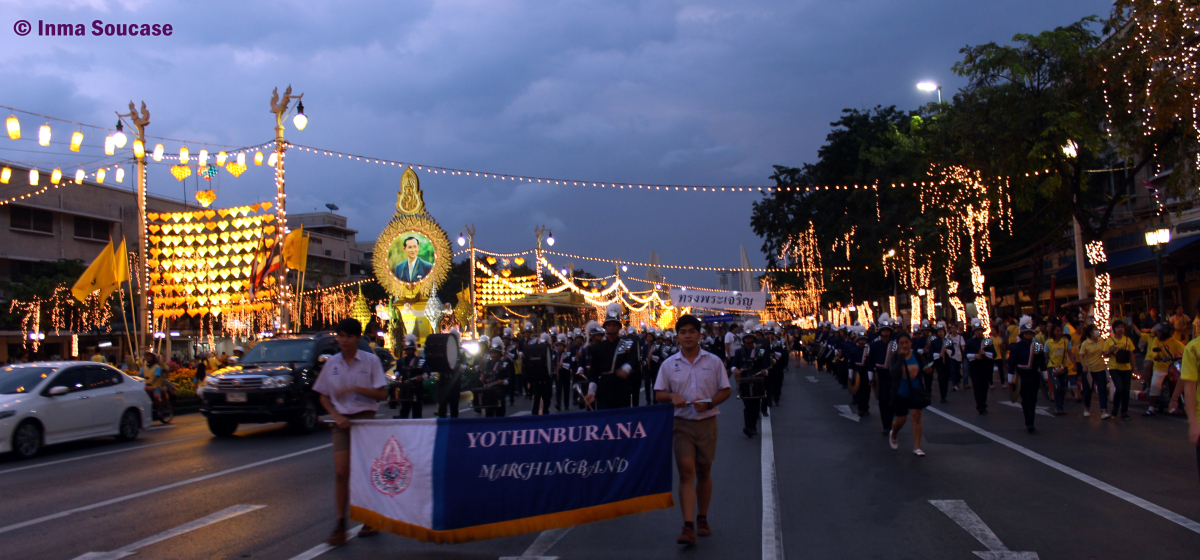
[916, 82, 938, 92]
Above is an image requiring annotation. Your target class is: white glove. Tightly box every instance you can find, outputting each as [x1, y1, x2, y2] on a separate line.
[933, 353, 940, 359]
[587, 382, 597, 396]
[984, 352, 994, 359]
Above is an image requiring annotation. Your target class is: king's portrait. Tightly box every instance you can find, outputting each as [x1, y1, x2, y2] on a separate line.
[391, 234, 434, 283]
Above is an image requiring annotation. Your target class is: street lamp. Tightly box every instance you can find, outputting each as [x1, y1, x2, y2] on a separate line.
[1062, 140, 1078, 158]
[1145, 224, 1171, 320]
[917, 81, 941, 103]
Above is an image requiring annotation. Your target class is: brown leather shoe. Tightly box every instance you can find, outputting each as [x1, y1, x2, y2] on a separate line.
[357, 525, 380, 538]
[696, 516, 711, 537]
[326, 520, 348, 546]
[677, 525, 696, 545]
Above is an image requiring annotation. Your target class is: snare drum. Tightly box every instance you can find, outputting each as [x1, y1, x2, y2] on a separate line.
[472, 385, 502, 409]
[396, 378, 422, 402]
[738, 376, 767, 400]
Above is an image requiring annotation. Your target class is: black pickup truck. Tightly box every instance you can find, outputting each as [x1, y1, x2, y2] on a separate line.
[198, 333, 373, 437]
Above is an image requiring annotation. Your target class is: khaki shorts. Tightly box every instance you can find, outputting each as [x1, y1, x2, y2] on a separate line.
[672, 416, 718, 469]
[331, 410, 377, 453]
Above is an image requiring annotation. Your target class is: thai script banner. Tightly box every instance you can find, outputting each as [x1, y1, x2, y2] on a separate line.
[349, 405, 675, 544]
[670, 288, 766, 310]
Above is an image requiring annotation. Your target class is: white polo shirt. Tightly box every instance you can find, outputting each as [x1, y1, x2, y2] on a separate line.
[654, 349, 731, 420]
[313, 348, 387, 415]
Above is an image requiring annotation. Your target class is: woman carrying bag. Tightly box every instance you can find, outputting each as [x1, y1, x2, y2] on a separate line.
[888, 331, 933, 456]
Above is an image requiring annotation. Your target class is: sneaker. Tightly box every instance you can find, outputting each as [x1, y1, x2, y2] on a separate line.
[677, 525, 697, 545]
[326, 520, 348, 546]
[1121, 414, 1132, 421]
[913, 449, 926, 457]
[357, 525, 380, 538]
[1101, 412, 1112, 420]
[889, 432, 899, 450]
[1143, 409, 1156, 417]
[1083, 410, 1090, 417]
[696, 516, 711, 537]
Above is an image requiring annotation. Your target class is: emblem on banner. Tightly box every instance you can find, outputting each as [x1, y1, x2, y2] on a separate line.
[371, 435, 413, 496]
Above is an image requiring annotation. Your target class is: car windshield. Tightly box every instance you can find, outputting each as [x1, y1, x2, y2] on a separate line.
[0, 367, 56, 394]
[238, 340, 315, 365]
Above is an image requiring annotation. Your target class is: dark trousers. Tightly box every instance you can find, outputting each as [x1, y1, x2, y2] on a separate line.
[768, 368, 784, 403]
[852, 369, 871, 415]
[435, 379, 461, 418]
[875, 368, 893, 432]
[1110, 369, 1132, 416]
[935, 361, 949, 400]
[742, 397, 767, 431]
[629, 375, 643, 407]
[968, 361, 991, 412]
[1017, 368, 1041, 428]
[555, 372, 572, 409]
[834, 361, 848, 387]
[1082, 370, 1109, 411]
[530, 380, 552, 415]
[1052, 372, 1069, 411]
[398, 399, 423, 419]
[644, 370, 658, 406]
[949, 359, 963, 388]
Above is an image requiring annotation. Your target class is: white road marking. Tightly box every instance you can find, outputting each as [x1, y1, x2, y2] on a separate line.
[997, 402, 1052, 416]
[761, 415, 784, 560]
[72, 504, 266, 560]
[930, 500, 1038, 559]
[286, 525, 363, 560]
[927, 406, 1200, 535]
[0, 435, 208, 476]
[511, 411, 532, 416]
[499, 526, 570, 559]
[0, 444, 330, 535]
[806, 376, 818, 383]
[834, 405, 860, 422]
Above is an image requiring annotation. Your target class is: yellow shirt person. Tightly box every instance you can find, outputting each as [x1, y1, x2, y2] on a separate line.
[1079, 338, 1110, 374]
[1107, 335, 1136, 372]
[1045, 337, 1070, 371]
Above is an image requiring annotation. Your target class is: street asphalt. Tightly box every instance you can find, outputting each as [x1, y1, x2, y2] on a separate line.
[1, 357, 1198, 559]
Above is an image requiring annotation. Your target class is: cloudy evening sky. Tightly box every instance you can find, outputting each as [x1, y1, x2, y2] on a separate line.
[0, 0, 1112, 288]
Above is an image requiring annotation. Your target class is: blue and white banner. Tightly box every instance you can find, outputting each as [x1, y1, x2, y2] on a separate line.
[349, 405, 676, 544]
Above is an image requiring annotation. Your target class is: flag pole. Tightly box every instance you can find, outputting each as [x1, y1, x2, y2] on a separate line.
[114, 235, 135, 367]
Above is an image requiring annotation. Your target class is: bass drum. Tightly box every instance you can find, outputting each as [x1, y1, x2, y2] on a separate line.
[424, 333, 460, 372]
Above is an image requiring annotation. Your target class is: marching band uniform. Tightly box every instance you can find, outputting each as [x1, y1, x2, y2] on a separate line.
[928, 330, 947, 402]
[768, 329, 788, 406]
[480, 347, 512, 417]
[523, 336, 554, 415]
[964, 324, 993, 414]
[869, 326, 895, 434]
[553, 339, 575, 411]
[1007, 322, 1046, 433]
[731, 334, 771, 437]
[395, 347, 428, 419]
[849, 331, 872, 416]
[583, 308, 640, 410]
[623, 330, 645, 406]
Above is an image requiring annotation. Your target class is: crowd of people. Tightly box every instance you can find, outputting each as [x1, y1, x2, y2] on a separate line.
[801, 300, 1200, 459]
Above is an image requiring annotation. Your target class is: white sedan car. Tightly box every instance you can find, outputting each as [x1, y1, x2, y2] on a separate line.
[0, 362, 153, 459]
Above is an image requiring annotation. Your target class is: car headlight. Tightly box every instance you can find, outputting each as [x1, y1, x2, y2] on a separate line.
[0, 410, 15, 420]
[261, 375, 293, 389]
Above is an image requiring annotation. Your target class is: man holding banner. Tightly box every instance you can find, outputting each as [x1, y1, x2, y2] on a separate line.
[654, 314, 732, 545]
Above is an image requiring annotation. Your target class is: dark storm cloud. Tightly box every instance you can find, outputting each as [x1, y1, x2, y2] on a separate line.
[0, 0, 1112, 287]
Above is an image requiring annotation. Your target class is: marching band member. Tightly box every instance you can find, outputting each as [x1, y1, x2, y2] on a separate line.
[1007, 317, 1046, 433]
[480, 341, 513, 417]
[964, 320, 993, 414]
[731, 331, 770, 437]
[583, 305, 640, 410]
[870, 319, 895, 435]
[850, 327, 872, 417]
[553, 335, 575, 411]
[394, 342, 428, 419]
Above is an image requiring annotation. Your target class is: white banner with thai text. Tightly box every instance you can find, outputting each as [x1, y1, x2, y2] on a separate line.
[669, 288, 766, 311]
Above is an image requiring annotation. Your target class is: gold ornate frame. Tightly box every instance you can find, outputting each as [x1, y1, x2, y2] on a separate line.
[373, 169, 451, 302]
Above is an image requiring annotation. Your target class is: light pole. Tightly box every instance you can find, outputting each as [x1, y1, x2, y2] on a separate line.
[917, 81, 941, 104]
[118, 102, 150, 358]
[461, 224, 477, 338]
[1145, 223, 1171, 321]
[269, 86, 304, 331]
[534, 225, 553, 292]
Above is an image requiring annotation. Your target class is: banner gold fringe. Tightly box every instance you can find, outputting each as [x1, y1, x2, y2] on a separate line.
[350, 491, 674, 544]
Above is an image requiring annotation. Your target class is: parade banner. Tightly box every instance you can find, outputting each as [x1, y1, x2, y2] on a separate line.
[349, 405, 675, 544]
[670, 287, 767, 311]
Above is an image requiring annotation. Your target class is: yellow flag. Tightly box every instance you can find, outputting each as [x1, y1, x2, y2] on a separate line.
[112, 238, 129, 284]
[282, 225, 309, 270]
[72, 240, 118, 303]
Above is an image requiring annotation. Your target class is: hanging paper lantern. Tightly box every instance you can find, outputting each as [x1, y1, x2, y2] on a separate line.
[225, 162, 246, 177]
[116, 167, 125, 183]
[28, 169, 38, 186]
[152, 143, 164, 161]
[254, 151, 264, 166]
[74, 169, 85, 183]
[6, 114, 19, 139]
[179, 146, 189, 164]
[104, 135, 115, 156]
[195, 190, 217, 208]
[133, 140, 145, 158]
[202, 165, 218, 180]
[216, 151, 228, 165]
[70, 131, 84, 152]
[38, 124, 51, 146]
[96, 168, 106, 184]
[514, 257, 525, 266]
[50, 168, 61, 184]
[0, 167, 10, 184]
[486, 256, 497, 265]
[170, 165, 191, 181]
[267, 152, 278, 167]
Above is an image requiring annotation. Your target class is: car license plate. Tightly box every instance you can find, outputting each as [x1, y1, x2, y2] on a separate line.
[226, 393, 247, 403]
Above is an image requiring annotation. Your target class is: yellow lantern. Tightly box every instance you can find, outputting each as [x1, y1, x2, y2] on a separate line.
[70, 131, 84, 152]
[74, 169, 85, 184]
[104, 135, 115, 156]
[267, 152, 278, 167]
[133, 139, 145, 158]
[116, 167, 125, 183]
[254, 151, 264, 166]
[50, 168, 61, 184]
[179, 146, 189, 164]
[198, 149, 208, 165]
[216, 151, 228, 165]
[6, 114, 19, 139]
[1, 167, 10, 184]
[96, 168, 106, 184]
[28, 169, 38, 186]
[153, 143, 164, 162]
[237, 152, 246, 166]
[38, 124, 51, 146]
